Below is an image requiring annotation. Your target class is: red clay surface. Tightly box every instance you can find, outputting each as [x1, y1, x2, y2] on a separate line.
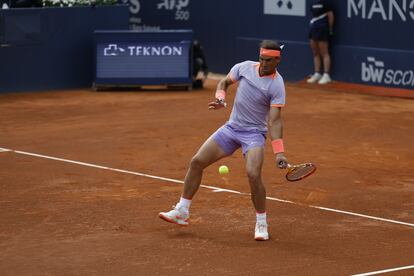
[1, 79, 414, 275]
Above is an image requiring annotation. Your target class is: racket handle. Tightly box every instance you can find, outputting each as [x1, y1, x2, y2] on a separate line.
[278, 160, 288, 169]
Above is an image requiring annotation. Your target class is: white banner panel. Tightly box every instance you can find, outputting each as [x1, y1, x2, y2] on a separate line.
[264, 0, 306, 16]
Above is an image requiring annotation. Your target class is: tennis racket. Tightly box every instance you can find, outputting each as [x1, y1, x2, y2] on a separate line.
[283, 163, 317, 182]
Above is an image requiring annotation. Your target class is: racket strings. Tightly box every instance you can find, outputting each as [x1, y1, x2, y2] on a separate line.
[287, 165, 316, 181]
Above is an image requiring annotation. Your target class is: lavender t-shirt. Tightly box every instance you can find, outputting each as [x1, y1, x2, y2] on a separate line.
[227, 61, 286, 132]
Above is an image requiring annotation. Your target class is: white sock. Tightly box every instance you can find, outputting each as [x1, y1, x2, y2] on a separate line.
[256, 212, 267, 224]
[177, 197, 192, 211]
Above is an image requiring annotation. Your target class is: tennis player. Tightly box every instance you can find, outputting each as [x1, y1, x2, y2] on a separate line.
[159, 40, 288, 241]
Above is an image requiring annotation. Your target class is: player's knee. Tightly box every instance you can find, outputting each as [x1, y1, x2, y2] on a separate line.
[246, 169, 261, 184]
[249, 179, 265, 195]
[189, 155, 205, 171]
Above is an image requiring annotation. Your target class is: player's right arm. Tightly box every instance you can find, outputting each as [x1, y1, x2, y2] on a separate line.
[268, 75, 287, 168]
[268, 106, 288, 169]
[208, 75, 234, 110]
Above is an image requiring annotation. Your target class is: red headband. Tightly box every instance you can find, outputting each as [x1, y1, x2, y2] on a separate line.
[260, 48, 281, 57]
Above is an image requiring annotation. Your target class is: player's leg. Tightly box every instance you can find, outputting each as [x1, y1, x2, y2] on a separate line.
[245, 147, 269, 241]
[182, 136, 229, 199]
[245, 147, 266, 213]
[318, 40, 332, 84]
[307, 39, 322, 83]
[159, 125, 237, 226]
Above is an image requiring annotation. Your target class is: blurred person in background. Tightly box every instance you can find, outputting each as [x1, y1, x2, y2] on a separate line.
[307, 0, 334, 84]
[192, 40, 209, 89]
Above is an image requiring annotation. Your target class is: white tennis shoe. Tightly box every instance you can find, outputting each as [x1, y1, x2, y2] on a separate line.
[318, 73, 332, 84]
[159, 205, 189, 226]
[254, 222, 269, 241]
[306, 72, 322, 83]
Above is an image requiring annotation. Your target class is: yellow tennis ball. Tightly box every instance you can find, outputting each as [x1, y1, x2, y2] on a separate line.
[219, 165, 229, 175]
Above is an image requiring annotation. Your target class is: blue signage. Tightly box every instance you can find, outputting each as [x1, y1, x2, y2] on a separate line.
[334, 46, 414, 89]
[94, 30, 193, 87]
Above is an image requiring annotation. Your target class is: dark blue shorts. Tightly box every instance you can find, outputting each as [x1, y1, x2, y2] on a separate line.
[309, 26, 329, 41]
[212, 124, 266, 155]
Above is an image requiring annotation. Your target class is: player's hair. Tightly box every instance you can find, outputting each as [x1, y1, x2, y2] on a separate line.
[260, 40, 282, 51]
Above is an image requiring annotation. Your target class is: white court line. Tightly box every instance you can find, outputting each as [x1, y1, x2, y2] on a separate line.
[13, 150, 183, 184]
[3, 147, 414, 229]
[0, 147, 12, 153]
[351, 264, 414, 276]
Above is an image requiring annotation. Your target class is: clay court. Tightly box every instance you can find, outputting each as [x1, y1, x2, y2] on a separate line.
[0, 79, 413, 275]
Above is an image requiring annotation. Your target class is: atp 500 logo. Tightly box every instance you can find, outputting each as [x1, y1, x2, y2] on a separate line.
[157, 0, 190, 21]
[361, 57, 414, 87]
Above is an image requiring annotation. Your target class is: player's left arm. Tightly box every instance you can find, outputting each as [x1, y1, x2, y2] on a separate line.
[268, 106, 288, 168]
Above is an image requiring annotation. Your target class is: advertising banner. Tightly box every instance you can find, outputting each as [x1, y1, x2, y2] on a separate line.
[119, 0, 191, 31]
[334, 46, 414, 89]
[94, 30, 193, 87]
[121, 0, 413, 90]
[264, 0, 306, 16]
